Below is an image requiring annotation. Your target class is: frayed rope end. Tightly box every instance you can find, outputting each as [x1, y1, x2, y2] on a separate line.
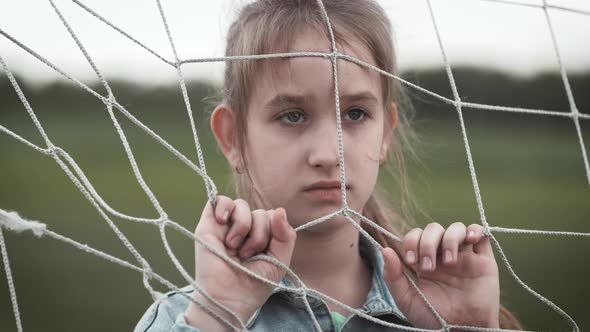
[0, 209, 47, 237]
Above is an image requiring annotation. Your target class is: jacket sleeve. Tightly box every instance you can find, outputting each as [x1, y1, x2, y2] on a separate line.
[134, 300, 202, 332]
[134, 286, 203, 332]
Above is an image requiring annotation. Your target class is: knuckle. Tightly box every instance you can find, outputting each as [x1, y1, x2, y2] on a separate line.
[282, 231, 296, 245]
[468, 223, 482, 232]
[241, 240, 259, 254]
[252, 211, 271, 231]
[407, 227, 422, 236]
[402, 236, 418, 249]
[215, 197, 231, 216]
[440, 242, 452, 251]
[251, 209, 267, 218]
[426, 222, 444, 232]
[251, 237, 269, 252]
[230, 217, 250, 234]
[252, 225, 269, 242]
[266, 209, 276, 219]
[234, 198, 250, 209]
[419, 236, 433, 248]
[419, 235, 439, 252]
[216, 196, 233, 209]
[441, 234, 458, 249]
[285, 224, 297, 240]
[403, 229, 422, 245]
[450, 221, 465, 229]
[216, 195, 230, 203]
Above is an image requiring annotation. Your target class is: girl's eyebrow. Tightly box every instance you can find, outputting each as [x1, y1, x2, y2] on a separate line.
[263, 92, 378, 110]
[340, 92, 379, 105]
[264, 94, 305, 109]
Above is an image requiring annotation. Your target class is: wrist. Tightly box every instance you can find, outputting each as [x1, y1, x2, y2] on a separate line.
[184, 292, 239, 332]
[451, 317, 499, 332]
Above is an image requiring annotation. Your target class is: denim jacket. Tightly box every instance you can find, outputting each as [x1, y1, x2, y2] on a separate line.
[134, 236, 411, 331]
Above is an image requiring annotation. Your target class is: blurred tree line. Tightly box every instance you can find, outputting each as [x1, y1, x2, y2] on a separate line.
[1, 67, 588, 124]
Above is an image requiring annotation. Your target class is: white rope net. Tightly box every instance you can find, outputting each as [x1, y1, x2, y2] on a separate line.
[0, 0, 589, 331]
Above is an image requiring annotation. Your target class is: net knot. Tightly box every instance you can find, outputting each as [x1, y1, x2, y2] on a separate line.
[141, 261, 153, 277]
[293, 287, 307, 297]
[45, 145, 58, 156]
[340, 209, 349, 218]
[572, 108, 580, 116]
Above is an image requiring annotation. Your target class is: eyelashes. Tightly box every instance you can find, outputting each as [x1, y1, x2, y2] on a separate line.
[342, 108, 368, 121]
[277, 107, 370, 126]
[277, 110, 306, 125]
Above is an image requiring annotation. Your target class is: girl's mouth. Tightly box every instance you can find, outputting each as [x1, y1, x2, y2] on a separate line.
[302, 180, 351, 202]
[303, 187, 343, 201]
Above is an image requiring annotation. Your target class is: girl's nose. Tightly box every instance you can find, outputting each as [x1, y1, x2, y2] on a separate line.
[307, 122, 341, 170]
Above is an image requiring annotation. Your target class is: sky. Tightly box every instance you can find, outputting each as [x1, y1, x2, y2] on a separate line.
[0, 0, 589, 86]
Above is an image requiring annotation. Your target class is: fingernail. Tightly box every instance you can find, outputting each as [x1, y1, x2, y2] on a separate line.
[421, 256, 432, 271]
[405, 250, 416, 264]
[468, 230, 475, 238]
[229, 236, 241, 249]
[443, 249, 452, 263]
[222, 210, 229, 222]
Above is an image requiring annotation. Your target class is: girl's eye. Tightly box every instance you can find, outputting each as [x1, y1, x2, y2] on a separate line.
[278, 110, 306, 125]
[343, 108, 367, 122]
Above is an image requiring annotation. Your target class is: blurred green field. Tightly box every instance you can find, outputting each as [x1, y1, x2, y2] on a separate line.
[1, 70, 589, 331]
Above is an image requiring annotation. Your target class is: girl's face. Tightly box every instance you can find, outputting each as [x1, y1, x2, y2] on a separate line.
[240, 28, 396, 230]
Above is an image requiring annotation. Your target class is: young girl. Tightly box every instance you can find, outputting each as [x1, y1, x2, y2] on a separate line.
[136, 0, 521, 330]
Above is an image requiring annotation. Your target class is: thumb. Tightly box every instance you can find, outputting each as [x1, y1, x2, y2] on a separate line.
[267, 208, 296, 267]
[382, 247, 412, 309]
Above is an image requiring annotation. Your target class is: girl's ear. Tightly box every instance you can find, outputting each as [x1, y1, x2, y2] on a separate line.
[380, 102, 398, 162]
[210, 104, 242, 170]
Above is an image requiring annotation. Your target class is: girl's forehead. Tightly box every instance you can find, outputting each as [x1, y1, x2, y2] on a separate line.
[255, 60, 381, 104]
[247, 28, 383, 109]
[249, 63, 383, 115]
[287, 27, 377, 66]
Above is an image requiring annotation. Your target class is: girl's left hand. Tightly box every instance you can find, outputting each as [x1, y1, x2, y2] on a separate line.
[382, 222, 500, 329]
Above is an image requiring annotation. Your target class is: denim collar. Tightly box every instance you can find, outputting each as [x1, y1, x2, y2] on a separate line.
[271, 233, 406, 321]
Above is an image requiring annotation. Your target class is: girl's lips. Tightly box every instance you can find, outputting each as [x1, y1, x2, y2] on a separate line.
[303, 187, 345, 201]
[303, 180, 350, 192]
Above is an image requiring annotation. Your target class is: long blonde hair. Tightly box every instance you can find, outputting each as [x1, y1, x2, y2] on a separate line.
[219, 0, 521, 329]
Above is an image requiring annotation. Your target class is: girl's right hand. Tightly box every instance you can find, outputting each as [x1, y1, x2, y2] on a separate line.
[184, 195, 297, 330]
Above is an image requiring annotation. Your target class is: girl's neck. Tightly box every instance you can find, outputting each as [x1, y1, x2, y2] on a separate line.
[290, 219, 372, 313]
